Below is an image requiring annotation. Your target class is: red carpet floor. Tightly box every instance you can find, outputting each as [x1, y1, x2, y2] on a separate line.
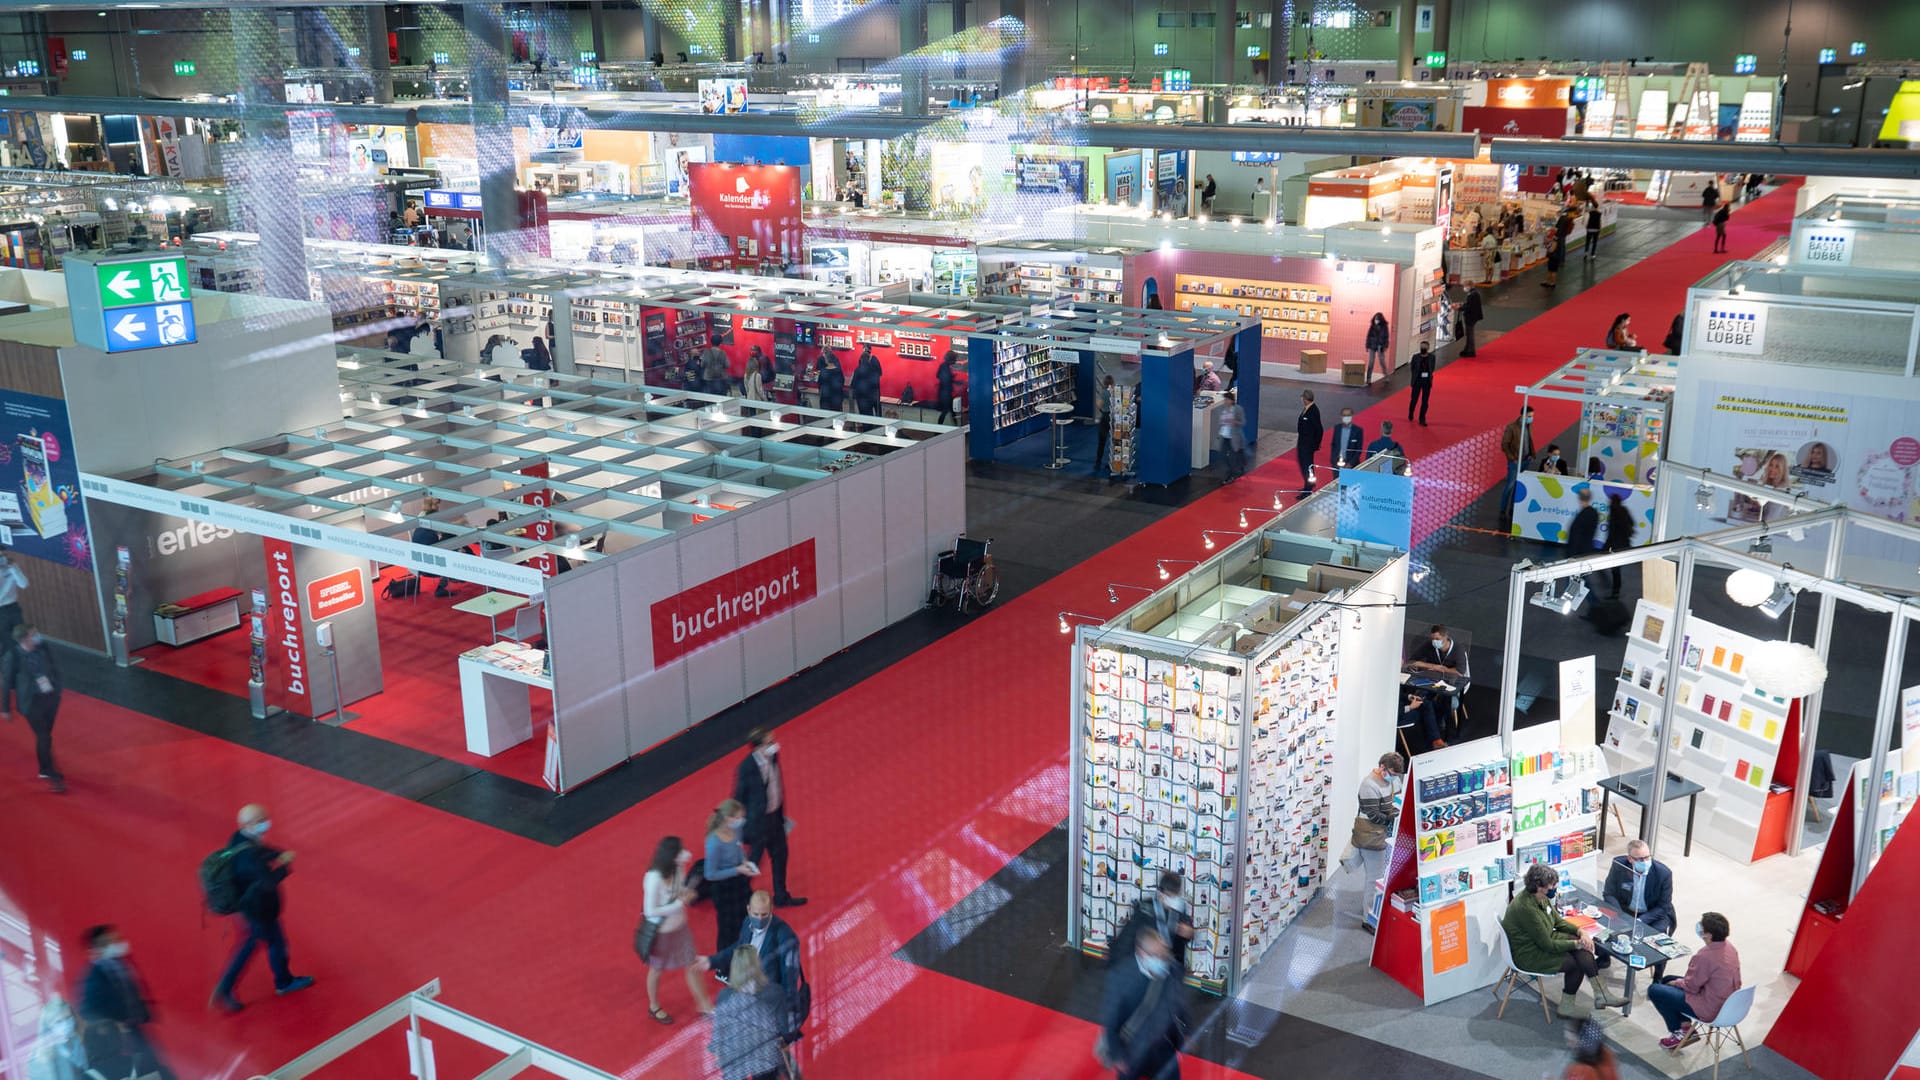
[1350, 182, 1800, 529]
[4, 185, 1801, 1080]
[133, 566, 552, 787]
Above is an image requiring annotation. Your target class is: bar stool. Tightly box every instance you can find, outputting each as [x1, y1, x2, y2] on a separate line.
[1037, 402, 1074, 469]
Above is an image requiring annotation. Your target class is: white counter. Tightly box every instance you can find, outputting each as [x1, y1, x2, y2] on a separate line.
[1192, 391, 1229, 469]
[459, 643, 553, 756]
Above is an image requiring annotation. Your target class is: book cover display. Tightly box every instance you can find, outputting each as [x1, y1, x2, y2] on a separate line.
[1604, 599, 1801, 861]
[1074, 609, 1346, 993]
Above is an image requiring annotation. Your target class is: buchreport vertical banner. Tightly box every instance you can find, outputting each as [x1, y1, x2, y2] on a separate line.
[261, 537, 312, 716]
[650, 539, 818, 667]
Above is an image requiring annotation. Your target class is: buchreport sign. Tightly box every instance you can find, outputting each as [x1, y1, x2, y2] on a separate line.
[651, 540, 818, 666]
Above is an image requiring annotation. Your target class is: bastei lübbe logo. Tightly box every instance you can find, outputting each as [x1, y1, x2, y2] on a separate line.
[1802, 231, 1849, 264]
[1702, 307, 1760, 349]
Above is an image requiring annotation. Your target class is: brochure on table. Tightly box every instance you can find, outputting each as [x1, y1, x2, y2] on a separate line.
[1602, 600, 1803, 863]
[1371, 721, 1603, 1004]
[1070, 608, 1346, 995]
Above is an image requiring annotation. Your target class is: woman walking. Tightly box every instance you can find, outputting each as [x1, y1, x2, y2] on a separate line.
[641, 836, 713, 1024]
[706, 799, 760, 954]
[708, 946, 791, 1080]
[1364, 313, 1391, 384]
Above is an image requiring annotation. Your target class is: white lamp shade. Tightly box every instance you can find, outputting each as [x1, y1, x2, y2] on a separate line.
[1726, 567, 1776, 607]
[1749, 640, 1828, 699]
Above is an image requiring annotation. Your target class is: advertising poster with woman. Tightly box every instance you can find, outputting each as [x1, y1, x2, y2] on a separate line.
[1688, 378, 1920, 524]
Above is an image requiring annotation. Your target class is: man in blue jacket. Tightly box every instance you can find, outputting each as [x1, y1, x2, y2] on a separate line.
[211, 804, 314, 1012]
[700, 890, 807, 1039]
[1098, 931, 1188, 1079]
[1605, 838, 1677, 977]
[78, 925, 178, 1080]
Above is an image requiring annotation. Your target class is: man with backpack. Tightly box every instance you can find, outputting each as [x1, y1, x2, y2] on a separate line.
[207, 804, 313, 1012]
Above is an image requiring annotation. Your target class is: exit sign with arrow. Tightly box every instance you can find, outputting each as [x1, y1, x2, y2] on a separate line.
[64, 252, 199, 353]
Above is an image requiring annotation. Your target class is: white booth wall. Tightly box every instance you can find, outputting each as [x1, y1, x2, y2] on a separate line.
[1686, 273, 1920, 377]
[1794, 178, 1920, 214]
[540, 431, 967, 787]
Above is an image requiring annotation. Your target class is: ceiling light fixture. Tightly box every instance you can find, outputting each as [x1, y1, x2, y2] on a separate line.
[1201, 529, 1238, 550]
[1157, 558, 1199, 580]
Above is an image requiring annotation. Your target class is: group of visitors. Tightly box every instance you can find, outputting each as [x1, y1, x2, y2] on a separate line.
[637, 727, 811, 1078]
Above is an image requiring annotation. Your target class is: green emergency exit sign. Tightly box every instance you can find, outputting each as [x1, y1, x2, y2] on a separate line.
[174, 60, 196, 76]
[1425, 51, 1446, 67]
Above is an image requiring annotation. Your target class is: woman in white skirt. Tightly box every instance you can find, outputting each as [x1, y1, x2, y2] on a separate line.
[643, 836, 713, 1024]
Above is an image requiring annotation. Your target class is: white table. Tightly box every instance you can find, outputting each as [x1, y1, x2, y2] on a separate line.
[453, 591, 529, 639]
[1036, 402, 1074, 469]
[458, 646, 552, 756]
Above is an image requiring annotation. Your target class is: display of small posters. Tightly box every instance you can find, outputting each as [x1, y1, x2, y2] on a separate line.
[1690, 299, 1767, 355]
[699, 78, 749, 114]
[1797, 226, 1855, 267]
[1735, 90, 1774, 142]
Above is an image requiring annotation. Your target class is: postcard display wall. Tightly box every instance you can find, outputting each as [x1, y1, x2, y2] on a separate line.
[1070, 611, 1345, 994]
[1604, 600, 1803, 863]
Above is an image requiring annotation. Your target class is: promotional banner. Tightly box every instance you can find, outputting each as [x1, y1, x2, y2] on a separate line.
[1559, 656, 1596, 747]
[1484, 78, 1572, 109]
[1334, 468, 1415, 549]
[261, 537, 312, 717]
[650, 539, 819, 667]
[0, 391, 88, 569]
[1684, 378, 1920, 525]
[928, 141, 985, 217]
[1153, 150, 1189, 212]
[699, 78, 749, 114]
[1510, 475, 1655, 545]
[1382, 100, 1437, 130]
[526, 106, 587, 152]
[1461, 107, 1571, 142]
[1014, 155, 1086, 196]
[1105, 150, 1144, 205]
[688, 163, 803, 266]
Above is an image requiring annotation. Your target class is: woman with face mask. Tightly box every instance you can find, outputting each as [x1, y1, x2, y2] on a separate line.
[1648, 912, 1741, 1050]
[706, 799, 761, 955]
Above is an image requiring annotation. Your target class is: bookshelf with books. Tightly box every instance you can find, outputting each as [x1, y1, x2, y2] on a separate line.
[989, 340, 1075, 442]
[1371, 736, 1516, 1004]
[1603, 600, 1802, 863]
[1509, 721, 1604, 885]
[1069, 604, 1360, 995]
[1172, 273, 1331, 345]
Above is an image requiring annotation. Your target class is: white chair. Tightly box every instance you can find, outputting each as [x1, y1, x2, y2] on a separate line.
[498, 600, 544, 643]
[1685, 985, 1756, 1079]
[1493, 928, 1560, 1023]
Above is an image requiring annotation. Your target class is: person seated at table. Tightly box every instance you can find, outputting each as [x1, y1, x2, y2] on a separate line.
[1402, 689, 1446, 750]
[1404, 625, 1470, 736]
[1540, 444, 1572, 476]
[1604, 838, 1677, 979]
[1503, 863, 1624, 1019]
[1648, 912, 1742, 1051]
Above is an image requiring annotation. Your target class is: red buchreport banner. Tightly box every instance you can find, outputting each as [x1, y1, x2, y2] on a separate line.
[650, 539, 818, 667]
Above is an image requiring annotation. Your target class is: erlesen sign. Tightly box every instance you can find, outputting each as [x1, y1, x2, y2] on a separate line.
[1693, 300, 1768, 355]
[650, 540, 818, 667]
[305, 567, 366, 621]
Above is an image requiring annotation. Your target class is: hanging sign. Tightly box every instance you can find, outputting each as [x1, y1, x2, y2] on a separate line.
[1692, 299, 1768, 355]
[64, 252, 197, 354]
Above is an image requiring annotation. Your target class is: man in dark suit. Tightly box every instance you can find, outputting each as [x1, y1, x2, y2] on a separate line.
[734, 728, 807, 907]
[700, 889, 808, 1039]
[1565, 487, 1602, 604]
[1098, 930, 1188, 1080]
[1407, 342, 1435, 426]
[1108, 871, 1196, 971]
[1405, 625, 1470, 737]
[211, 804, 314, 1012]
[2, 622, 63, 792]
[1459, 287, 1484, 356]
[1295, 390, 1324, 496]
[78, 925, 178, 1080]
[1329, 408, 1365, 471]
[1605, 839, 1677, 978]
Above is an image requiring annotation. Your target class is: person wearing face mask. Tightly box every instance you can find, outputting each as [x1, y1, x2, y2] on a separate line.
[78, 924, 178, 1080]
[1648, 912, 1741, 1050]
[1352, 753, 1406, 894]
[701, 890, 805, 1035]
[1540, 443, 1571, 476]
[733, 728, 807, 908]
[1330, 407, 1365, 472]
[210, 804, 313, 1012]
[1404, 625, 1470, 739]
[1109, 871, 1196, 971]
[1604, 839, 1676, 972]
[705, 798, 762, 954]
[1503, 863, 1621, 1019]
[1295, 389, 1324, 496]
[1097, 930, 1189, 1080]
[1407, 342, 1435, 427]
[1500, 406, 1536, 528]
[2, 622, 62, 793]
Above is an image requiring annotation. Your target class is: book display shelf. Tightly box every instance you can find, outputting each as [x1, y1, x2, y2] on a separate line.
[990, 340, 1074, 440]
[1371, 736, 1515, 1004]
[1509, 721, 1604, 887]
[1172, 273, 1331, 344]
[1603, 600, 1802, 863]
[1107, 384, 1140, 478]
[1071, 608, 1348, 995]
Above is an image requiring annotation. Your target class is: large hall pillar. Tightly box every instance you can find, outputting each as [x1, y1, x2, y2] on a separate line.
[229, 9, 308, 302]
[1214, 0, 1235, 86]
[465, 3, 526, 261]
[900, 0, 929, 115]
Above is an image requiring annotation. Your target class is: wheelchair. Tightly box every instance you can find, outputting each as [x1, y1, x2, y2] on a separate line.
[928, 535, 1000, 614]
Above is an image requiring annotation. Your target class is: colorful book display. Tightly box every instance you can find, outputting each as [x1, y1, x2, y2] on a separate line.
[1074, 610, 1343, 993]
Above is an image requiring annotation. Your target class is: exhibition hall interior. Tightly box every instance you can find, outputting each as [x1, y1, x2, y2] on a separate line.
[5, 1, 1920, 1078]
